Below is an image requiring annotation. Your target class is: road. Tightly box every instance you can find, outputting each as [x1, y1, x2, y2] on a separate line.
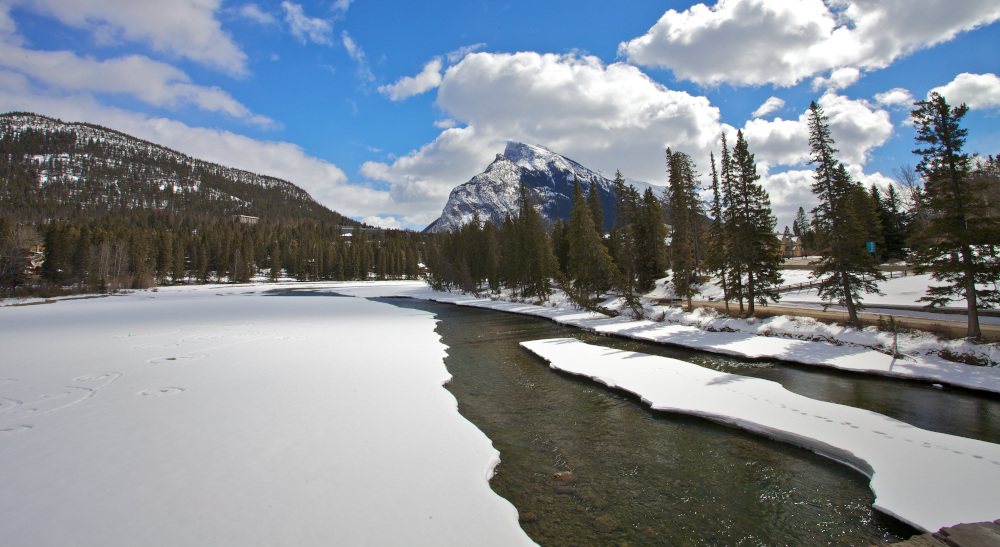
[679, 299, 1000, 343]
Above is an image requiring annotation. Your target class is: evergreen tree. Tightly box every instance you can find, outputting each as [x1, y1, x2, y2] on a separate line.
[807, 101, 883, 324]
[881, 183, 911, 261]
[514, 182, 557, 300]
[909, 92, 1000, 339]
[718, 134, 746, 312]
[499, 213, 519, 292]
[481, 221, 501, 293]
[703, 152, 732, 313]
[869, 184, 891, 262]
[729, 130, 782, 315]
[551, 218, 570, 275]
[567, 179, 616, 300]
[586, 179, 605, 234]
[635, 187, 668, 293]
[610, 171, 639, 309]
[41, 222, 75, 285]
[666, 149, 700, 309]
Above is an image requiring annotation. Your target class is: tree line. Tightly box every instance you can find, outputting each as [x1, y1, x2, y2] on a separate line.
[0, 210, 422, 297]
[425, 94, 999, 338]
[2, 98, 996, 338]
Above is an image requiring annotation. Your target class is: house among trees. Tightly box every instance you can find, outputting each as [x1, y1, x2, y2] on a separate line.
[779, 233, 805, 258]
[232, 214, 259, 225]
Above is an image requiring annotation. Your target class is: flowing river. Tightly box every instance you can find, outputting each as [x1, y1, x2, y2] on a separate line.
[377, 297, 1000, 545]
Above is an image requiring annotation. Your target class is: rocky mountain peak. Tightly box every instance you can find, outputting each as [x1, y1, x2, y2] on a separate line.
[424, 142, 655, 233]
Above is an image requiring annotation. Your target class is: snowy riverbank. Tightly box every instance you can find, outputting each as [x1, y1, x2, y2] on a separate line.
[0, 283, 534, 546]
[334, 281, 1000, 394]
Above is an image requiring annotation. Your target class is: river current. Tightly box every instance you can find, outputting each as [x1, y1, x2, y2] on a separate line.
[377, 297, 1000, 545]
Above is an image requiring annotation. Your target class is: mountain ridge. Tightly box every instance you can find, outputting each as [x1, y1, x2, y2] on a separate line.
[0, 111, 355, 226]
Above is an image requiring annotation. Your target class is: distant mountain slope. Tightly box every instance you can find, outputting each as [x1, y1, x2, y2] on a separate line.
[0, 112, 355, 226]
[424, 142, 658, 233]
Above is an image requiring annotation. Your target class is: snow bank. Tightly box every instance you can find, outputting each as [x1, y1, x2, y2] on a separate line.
[0, 284, 533, 546]
[520, 338, 1000, 533]
[333, 282, 1000, 394]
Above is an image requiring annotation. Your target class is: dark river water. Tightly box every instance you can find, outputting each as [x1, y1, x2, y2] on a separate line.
[375, 297, 1000, 546]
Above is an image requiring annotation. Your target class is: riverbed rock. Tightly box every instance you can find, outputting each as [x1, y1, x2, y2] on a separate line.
[551, 471, 574, 482]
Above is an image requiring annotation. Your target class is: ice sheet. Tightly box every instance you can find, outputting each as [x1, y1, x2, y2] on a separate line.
[0, 284, 533, 546]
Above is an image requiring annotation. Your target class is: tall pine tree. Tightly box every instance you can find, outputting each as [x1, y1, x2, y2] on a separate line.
[909, 92, 1000, 339]
[567, 179, 616, 301]
[807, 101, 883, 324]
[729, 130, 782, 315]
[666, 148, 700, 309]
[703, 151, 732, 313]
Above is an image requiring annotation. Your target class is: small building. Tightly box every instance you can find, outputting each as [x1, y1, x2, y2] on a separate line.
[232, 214, 259, 225]
[779, 234, 806, 258]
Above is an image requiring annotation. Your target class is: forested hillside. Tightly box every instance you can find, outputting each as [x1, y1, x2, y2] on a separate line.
[0, 112, 422, 296]
[0, 112, 346, 224]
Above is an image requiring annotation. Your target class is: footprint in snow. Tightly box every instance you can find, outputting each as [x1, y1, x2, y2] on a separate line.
[0, 424, 33, 436]
[146, 354, 207, 365]
[137, 387, 185, 397]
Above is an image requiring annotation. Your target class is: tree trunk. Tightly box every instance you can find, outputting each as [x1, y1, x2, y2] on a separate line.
[842, 273, 858, 324]
[721, 270, 731, 315]
[963, 246, 982, 339]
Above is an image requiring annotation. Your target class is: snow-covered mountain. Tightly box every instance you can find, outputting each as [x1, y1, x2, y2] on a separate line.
[424, 142, 658, 233]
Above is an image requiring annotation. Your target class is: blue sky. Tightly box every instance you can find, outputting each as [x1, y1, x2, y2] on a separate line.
[1, 0, 998, 231]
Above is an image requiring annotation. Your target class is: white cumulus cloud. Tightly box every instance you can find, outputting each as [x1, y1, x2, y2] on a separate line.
[361, 51, 727, 224]
[361, 54, 898, 229]
[875, 87, 915, 108]
[931, 73, 1000, 110]
[619, 0, 1000, 87]
[378, 58, 443, 101]
[751, 96, 786, 118]
[742, 91, 893, 168]
[811, 67, 861, 91]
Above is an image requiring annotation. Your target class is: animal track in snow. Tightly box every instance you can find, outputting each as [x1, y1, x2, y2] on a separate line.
[131, 342, 181, 350]
[146, 354, 208, 365]
[137, 387, 185, 397]
[0, 424, 32, 436]
[0, 397, 22, 413]
[0, 373, 121, 423]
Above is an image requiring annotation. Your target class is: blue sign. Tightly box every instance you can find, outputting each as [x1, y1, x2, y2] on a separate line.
[866, 241, 876, 253]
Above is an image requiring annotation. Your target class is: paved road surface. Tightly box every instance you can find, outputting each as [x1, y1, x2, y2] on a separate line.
[682, 300, 1000, 343]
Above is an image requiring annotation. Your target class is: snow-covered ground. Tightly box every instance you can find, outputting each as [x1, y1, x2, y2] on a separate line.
[649, 269, 1000, 325]
[0, 283, 533, 546]
[520, 338, 1000, 533]
[4, 279, 999, 543]
[778, 271, 1000, 323]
